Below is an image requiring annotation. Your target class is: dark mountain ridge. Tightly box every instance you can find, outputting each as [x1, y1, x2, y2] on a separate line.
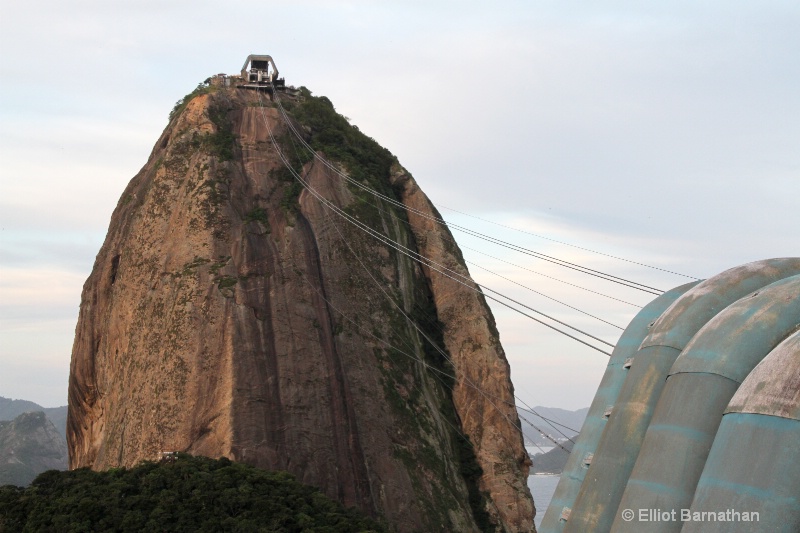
[0, 396, 68, 439]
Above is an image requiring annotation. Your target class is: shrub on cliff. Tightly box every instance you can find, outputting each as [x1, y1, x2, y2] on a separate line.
[0, 454, 385, 532]
[290, 87, 395, 194]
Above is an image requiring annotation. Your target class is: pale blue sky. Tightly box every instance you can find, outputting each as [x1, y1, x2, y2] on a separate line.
[1, 1, 798, 409]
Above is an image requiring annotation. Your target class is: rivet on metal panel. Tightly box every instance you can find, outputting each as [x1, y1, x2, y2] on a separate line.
[623, 357, 634, 369]
[603, 405, 614, 418]
[560, 507, 571, 521]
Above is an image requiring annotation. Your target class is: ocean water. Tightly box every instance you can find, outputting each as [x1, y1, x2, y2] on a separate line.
[528, 474, 560, 529]
[528, 445, 555, 455]
[525, 445, 560, 528]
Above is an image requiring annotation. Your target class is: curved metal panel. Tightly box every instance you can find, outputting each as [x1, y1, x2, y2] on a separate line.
[563, 258, 800, 533]
[642, 258, 800, 351]
[726, 330, 800, 420]
[681, 412, 800, 533]
[611, 276, 800, 532]
[670, 275, 800, 382]
[539, 281, 698, 533]
[682, 332, 800, 532]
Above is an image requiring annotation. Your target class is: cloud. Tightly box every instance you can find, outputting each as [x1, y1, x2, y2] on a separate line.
[0, 268, 85, 319]
[0, 268, 81, 407]
[1, 1, 798, 410]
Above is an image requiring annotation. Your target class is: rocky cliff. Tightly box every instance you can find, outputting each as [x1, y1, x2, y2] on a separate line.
[0, 412, 68, 487]
[68, 83, 534, 532]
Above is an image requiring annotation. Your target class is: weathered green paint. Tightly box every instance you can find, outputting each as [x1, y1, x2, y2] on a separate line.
[612, 375, 739, 532]
[682, 413, 800, 532]
[563, 258, 800, 533]
[563, 343, 680, 533]
[683, 351, 800, 533]
[642, 260, 800, 350]
[670, 274, 800, 383]
[724, 329, 800, 421]
[611, 275, 800, 532]
[539, 281, 698, 533]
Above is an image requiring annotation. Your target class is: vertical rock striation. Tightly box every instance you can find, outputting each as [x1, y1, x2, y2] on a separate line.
[68, 84, 533, 532]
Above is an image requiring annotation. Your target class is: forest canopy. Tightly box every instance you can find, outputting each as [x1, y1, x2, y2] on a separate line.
[0, 454, 386, 533]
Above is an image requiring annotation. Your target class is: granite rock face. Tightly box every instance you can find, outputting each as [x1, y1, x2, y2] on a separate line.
[68, 85, 534, 532]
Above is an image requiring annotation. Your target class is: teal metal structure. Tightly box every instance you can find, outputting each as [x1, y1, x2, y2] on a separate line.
[549, 258, 800, 533]
[683, 331, 800, 532]
[539, 281, 699, 533]
[613, 274, 800, 532]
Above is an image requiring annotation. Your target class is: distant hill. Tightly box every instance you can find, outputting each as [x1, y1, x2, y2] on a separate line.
[530, 439, 575, 474]
[0, 397, 68, 439]
[518, 406, 588, 446]
[0, 397, 41, 421]
[0, 411, 68, 487]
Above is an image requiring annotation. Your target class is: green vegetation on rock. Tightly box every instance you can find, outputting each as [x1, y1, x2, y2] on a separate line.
[290, 88, 395, 193]
[284, 89, 496, 531]
[205, 105, 237, 162]
[169, 83, 212, 123]
[244, 207, 271, 230]
[275, 87, 398, 216]
[0, 454, 386, 533]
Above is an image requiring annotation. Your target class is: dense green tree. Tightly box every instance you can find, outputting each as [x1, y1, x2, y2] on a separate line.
[0, 454, 385, 532]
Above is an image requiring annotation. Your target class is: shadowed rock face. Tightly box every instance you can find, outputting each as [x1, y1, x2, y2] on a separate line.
[68, 86, 533, 532]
